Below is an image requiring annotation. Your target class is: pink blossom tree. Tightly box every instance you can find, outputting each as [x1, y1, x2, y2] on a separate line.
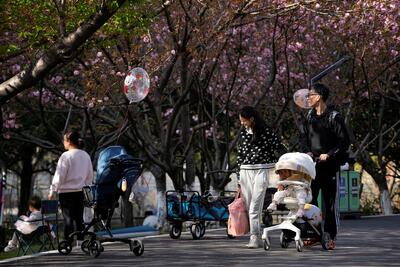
[1, 0, 399, 218]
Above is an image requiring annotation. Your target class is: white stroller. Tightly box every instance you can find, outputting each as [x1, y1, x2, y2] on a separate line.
[262, 153, 330, 252]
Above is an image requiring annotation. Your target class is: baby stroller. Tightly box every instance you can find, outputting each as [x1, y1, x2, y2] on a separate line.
[262, 153, 331, 252]
[57, 146, 144, 257]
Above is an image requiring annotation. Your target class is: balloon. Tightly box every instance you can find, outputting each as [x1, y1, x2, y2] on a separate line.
[123, 67, 150, 103]
[293, 88, 311, 109]
[298, 204, 322, 226]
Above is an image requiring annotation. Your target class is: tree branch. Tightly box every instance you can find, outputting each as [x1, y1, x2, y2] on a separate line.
[0, 0, 127, 104]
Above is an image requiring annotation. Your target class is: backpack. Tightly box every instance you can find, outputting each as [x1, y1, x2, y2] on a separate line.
[306, 109, 352, 164]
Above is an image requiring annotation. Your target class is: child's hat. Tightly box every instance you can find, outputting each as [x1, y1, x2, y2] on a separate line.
[275, 152, 316, 179]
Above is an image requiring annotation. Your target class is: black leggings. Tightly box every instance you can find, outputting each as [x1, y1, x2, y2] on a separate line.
[311, 161, 340, 240]
[59, 191, 84, 240]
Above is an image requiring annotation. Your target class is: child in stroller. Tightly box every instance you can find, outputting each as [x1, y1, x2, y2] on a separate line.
[57, 146, 144, 258]
[262, 152, 330, 252]
[266, 152, 314, 218]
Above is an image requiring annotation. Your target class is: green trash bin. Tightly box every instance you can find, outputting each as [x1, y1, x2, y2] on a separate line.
[339, 170, 361, 217]
[317, 170, 361, 218]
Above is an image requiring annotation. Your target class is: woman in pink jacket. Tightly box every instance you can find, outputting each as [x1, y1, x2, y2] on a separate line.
[48, 130, 93, 241]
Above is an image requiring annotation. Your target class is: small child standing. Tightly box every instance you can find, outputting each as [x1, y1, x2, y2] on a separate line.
[3, 196, 42, 252]
[266, 152, 315, 218]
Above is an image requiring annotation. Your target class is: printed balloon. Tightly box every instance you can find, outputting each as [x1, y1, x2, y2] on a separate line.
[123, 67, 150, 103]
[293, 88, 311, 109]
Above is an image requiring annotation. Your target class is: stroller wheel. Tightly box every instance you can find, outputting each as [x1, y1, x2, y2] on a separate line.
[263, 238, 271, 251]
[81, 239, 91, 255]
[321, 232, 331, 250]
[279, 232, 289, 248]
[295, 240, 303, 252]
[58, 240, 72, 255]
[88, 240, 102, 258]
[169, 224, 182, 239]
[131, 239, 144, 256]
[190, 224, 201, 240]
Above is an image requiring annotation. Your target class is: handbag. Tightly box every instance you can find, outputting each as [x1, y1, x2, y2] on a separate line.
[227, 188, 249, 236]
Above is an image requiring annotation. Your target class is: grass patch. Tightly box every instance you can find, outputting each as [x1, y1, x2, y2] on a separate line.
[0, 227, 61, 261]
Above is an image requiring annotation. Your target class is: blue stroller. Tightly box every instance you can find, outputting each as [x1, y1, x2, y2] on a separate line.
[57, 146, 144, 257]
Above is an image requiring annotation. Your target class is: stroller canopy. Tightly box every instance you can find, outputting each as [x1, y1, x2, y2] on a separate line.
[97, 146, 128, 175]
[275, 152, 316, 179]
[95, 146, 142, 187]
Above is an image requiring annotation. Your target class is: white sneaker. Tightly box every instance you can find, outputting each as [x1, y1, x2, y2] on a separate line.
[246, 235, 262, 249]
[266, 202, 277, 211]
[4, 243, 18, 252]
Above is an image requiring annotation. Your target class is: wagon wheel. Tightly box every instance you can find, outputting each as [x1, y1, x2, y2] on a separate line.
[169, 223, 182, 239]
[190, 224, 201, 240]
[199, 221, 206, 237]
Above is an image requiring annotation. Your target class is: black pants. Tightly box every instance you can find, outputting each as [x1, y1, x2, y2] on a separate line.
[311, 160, 340, 240]
[59, 191, 84, 240]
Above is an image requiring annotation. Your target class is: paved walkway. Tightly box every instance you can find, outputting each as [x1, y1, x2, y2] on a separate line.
[1, 215, 400, 267]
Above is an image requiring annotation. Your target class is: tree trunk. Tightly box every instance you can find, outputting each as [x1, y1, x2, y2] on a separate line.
[18, 147, 34, 215]
[360, 154, 393, 215]
[380, 189, 393, 215]
[179, 49, 196, 190]
[151, 165, 167, 230]
[182, 104, 196, 190]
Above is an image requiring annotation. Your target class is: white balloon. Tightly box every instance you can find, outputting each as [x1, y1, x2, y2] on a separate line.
[293, 88, 311, 109]
[123, 67, 150, 103]
[297, 204, 322, 226]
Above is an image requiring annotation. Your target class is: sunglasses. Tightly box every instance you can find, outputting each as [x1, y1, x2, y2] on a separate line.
[306, 93, 319, 98]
